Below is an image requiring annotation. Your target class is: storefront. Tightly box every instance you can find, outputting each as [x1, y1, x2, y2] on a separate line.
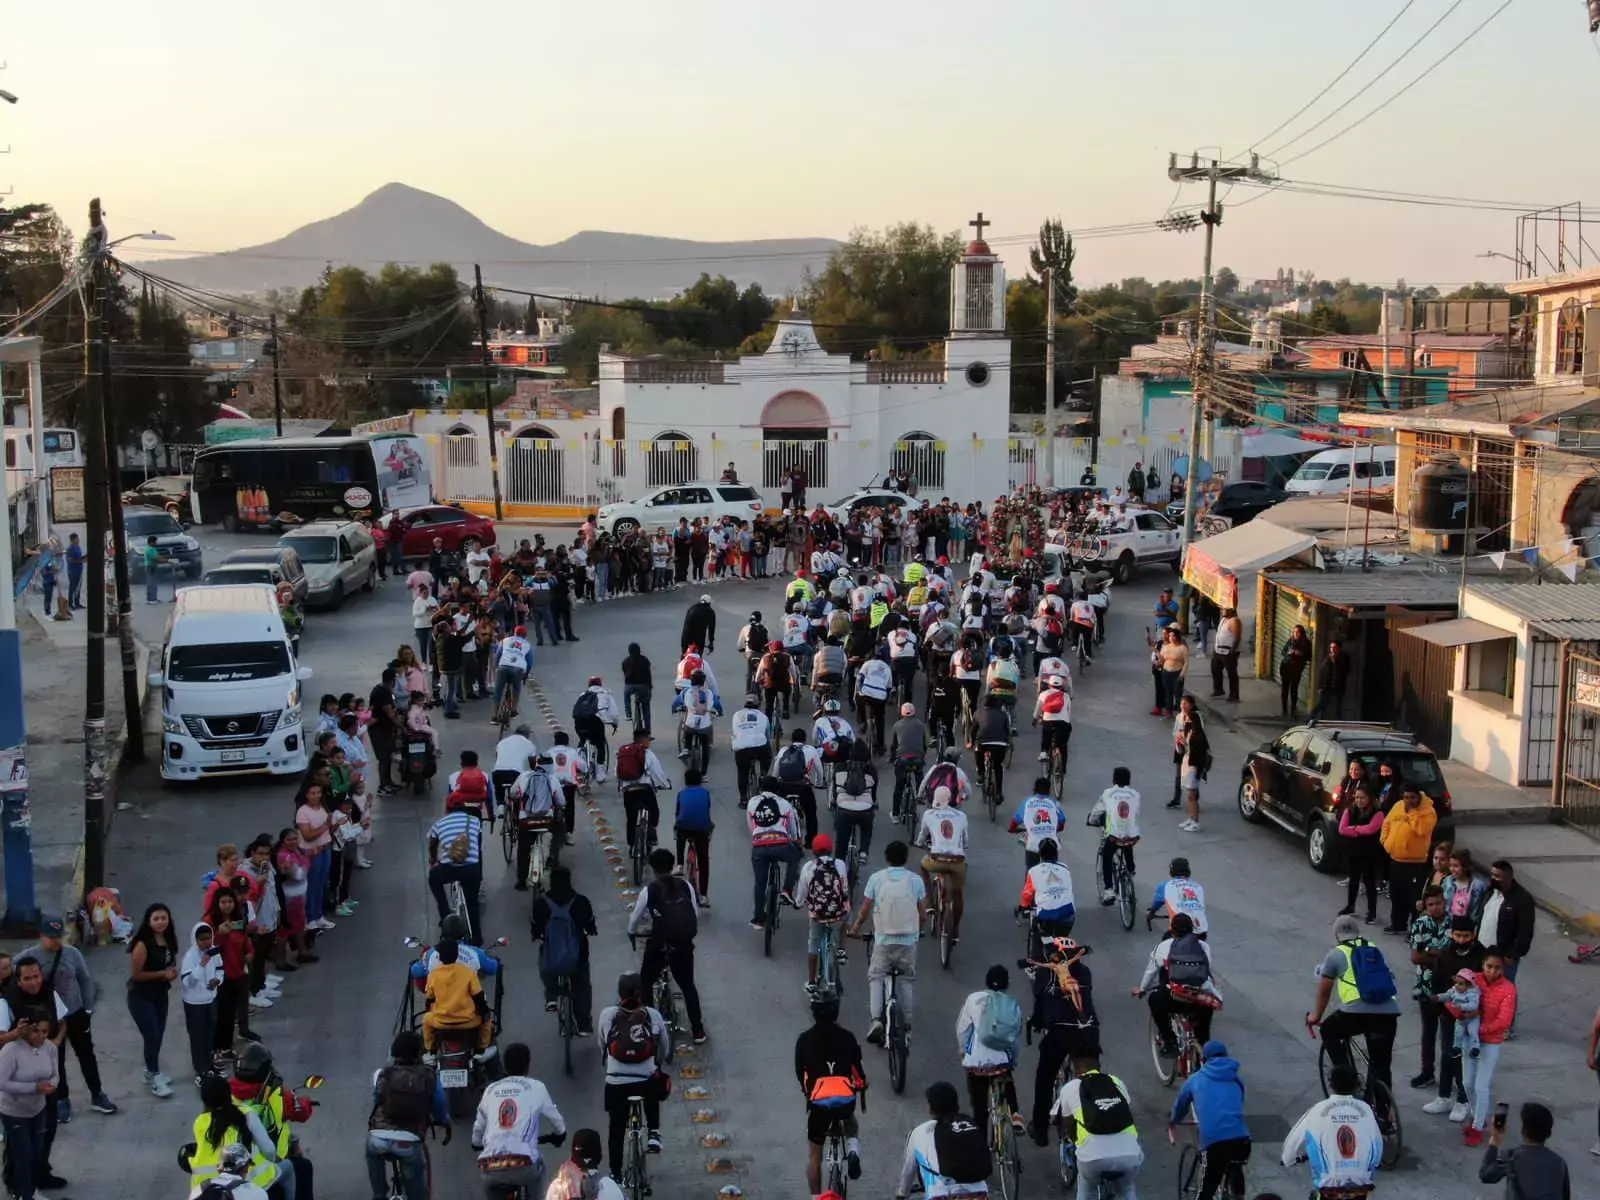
[1183, 520, 1317, 674]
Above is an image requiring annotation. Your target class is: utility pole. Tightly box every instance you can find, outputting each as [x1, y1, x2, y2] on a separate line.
[1381, 289, 1391, 403]
[1402, 286, 1416, 410]
[1165, 153, 1276, 629]
[100, 300, 143, 763]
[1044, 265, 1056, 487]
[82, 199, 110, 890]
[269, 313, 284, 437]
[472, 265, 505, 521]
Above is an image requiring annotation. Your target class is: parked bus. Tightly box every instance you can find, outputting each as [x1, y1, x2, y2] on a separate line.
[189, 433, 432, 530]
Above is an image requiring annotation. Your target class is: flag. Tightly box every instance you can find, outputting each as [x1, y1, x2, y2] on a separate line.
[1488, 551, 1506, 570]
[1560, 561, 1581, 582]
[1522, 547, 1539, 565]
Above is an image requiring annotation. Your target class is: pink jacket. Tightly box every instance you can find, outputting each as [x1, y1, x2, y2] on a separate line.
[1338, 805, 1385, 838]
[1476, 974, 1517, 1044]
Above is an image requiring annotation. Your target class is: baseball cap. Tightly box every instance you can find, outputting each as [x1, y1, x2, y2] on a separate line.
[811, 833, 834, 853]
[40, 914, 65, 937]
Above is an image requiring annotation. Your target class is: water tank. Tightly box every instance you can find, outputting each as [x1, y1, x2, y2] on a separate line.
[1410, 452, 1470, 532]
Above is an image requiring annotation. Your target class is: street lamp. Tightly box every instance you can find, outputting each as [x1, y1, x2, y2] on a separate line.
[107, 230, 175, 250]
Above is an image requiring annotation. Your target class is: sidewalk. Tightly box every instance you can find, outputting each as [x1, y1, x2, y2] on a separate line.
[1194, 663, 1600, 937]
[0, 601, 149, 926]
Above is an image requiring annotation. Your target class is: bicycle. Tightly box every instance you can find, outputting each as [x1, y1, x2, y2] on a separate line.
[632, 931, 679, 1063]
[926, 863, 956, 969]
[577, 732, 604, 796]
[843, 819, 864, 909]
[499, 802, 516, 865]
[375, 1129, 435, 1200]
[853, 933, 909, 1094]
[619, 1094, 651, 1200]
[761, 856, 786, 958]
[624, 788, 655, 888]
[627, 688, 649, 736]
[978, 1067, 1021, 1200]
[980, 749, 1003, 823]
[1148, 999, 1202, 1088]
[812, 919, 846, 1001]
[1314, 1029, 1402, 1169]
[444, 880, 467, 927]
[893, 759, 922, 837]
[1075, 627, 1092, 675]
[1173, 1123, 1243, 1200]
[1048, 743, 1067, 801]
[819, 1105, 864, 1198]
[680, 722, 707, 776]
[524, 825, 551, 900]
[493, 684, 517, 739]
[1104, 836, 1138, 932]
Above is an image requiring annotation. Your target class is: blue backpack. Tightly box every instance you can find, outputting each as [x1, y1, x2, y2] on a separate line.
[1346, 939, 1397, 1004]
[540, 897, 581, 976]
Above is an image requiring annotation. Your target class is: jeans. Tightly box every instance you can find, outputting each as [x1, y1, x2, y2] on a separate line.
[1076, 1149, 1143, 1200]
[126, 987, 168, 1075]
[184, 1001, 217, 1078]
[1388, 862, 1427, 931]
[1281, 669, 1304, 717]
[595, 562, 610, 599]
[306, 847, 332, 924]
[482, 1161, 544, 1198]
[530, 607, 559, 644]
[494, 666, 527, 711]
[1465, 1040, 1502, 1128]
[750, 843, 801, 922]
[443, 670, 462, 716]
[67, 565, 83, 608]
[145, 569, 159, 602]
[2, 1111, 48, 1200]
[1160, 670, 1184, 712]
[415, 627, 433, 664]
[1194, 619, 1212, 654]
[624, 684, 652, 733]
[605, 1079, 663, 1177]
[1308, 691, 1344, 722]
[867, 940, 916, 1024]
[366, 1132, 427, 1200]
[41, 574, 55, 614]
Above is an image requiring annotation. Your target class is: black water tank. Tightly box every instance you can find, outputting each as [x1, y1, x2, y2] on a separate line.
[1411, 451, 1471, 531]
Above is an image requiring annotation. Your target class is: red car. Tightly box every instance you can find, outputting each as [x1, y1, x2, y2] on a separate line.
[384, 505, 497, 560]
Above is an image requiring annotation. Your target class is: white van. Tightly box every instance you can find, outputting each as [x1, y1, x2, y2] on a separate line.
[1283, 445, 1398, 496]
[149, 584, 312, 782]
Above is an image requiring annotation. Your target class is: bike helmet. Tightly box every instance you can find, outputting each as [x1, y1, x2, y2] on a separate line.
[900, 703, 915, 717]
[440, 913, 470, 942]
[744, 694, 760, 707]
[1045, 675, 1065, 691]
[219, 1144, 254, 1177]
[700, 594, 712, 604]
[513, 724, 532, 737]
[234, 1041, 274, 1084]
[587, 675, 603, 686]
[822, 699, 842, 715]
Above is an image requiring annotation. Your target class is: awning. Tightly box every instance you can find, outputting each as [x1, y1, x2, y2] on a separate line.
[1189, 519, 1317, 573]
[1400, 618, 1513, 647]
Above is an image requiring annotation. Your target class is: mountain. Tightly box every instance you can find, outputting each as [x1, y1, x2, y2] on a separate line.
[139, 182, 838, 299]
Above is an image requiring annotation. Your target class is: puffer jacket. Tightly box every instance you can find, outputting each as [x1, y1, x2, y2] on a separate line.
[1476, 974, 1517, 1045]
[1379, 796, 1437, 864]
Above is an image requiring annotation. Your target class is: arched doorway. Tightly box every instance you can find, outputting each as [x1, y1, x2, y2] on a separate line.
[760, 390, 830, 491]
[505, 424, 565, 504]
[610, 406, 627, 477]
[889, 430, 944, 492]
[647, 430, 698, 487]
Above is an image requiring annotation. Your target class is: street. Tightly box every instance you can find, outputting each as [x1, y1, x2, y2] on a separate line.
[64, 535, 1600, 1200]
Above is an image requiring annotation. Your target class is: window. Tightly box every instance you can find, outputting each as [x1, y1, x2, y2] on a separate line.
[717, 486, 758, 501]
[1303, 737, 1336, 776]
[1557, 298, 1584, 374]
[1339, 350, 1360, 369]
[1275, 731, 1311, 763]
[889, 431, 945, 490]
[683, 487, 712, 504]
[281, 536, 338, 564]
[1326, 463, 1349, 481]
[1417, 351, 1434, 369]
[167, 641, 290, 684]
[1465, 637, 1516, 701]
[338, 535, 356, 559]
[1135, 513, 1172, 531]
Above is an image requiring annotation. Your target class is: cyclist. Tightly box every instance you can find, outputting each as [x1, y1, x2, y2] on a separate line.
[1051, 1053, 1143, 1199]
[1135, 912, 1220, 1057]
[795, 994, 866, 1194]
[854, 654, 893, 755]
[849, 573, 874, 617]
[571, 677, 620, 781]
[366, 1029, 450, 1200]
[736, 611, 770, 692]
[509, 753, 563, 887]
[1007, 780, 1065, 871]
[896, 1080, 992, 1200]
[730, 695, 773, 807]
[916, 786, 969, 942]
[920, 747, 973, 809]
[675, 669, 720, 768]
[1087, 766, 1140, 906]
[957, 964, 1025, 1138]
[1307, 913, 1401, 1097]
[446, 749, 495, 820]
[813, 637, 848, 705]
[926, 672, 960, 753]
[1280, 1062, 1381, 1197]
[1035, 649, 1071, 696]
[491, 725, 539, 811]
[923, 611, 960, 677]
[886, 622, 919, 702]
[970, 693, 1012, 799]
[471, 1041, 565, 1199]
[410, 914, 502, 982]
[832, 740, 879, 867]
[530, 866, 597, 1037]
[887, 703, 928, 822]
[675, 643, 719, 695]
[1068, 590, 1097, 664]
[1032, 674, 1072, 768]
[546, 1128, 625, 1200]
[748, 779, 804, 929]
[1149, 856, 1209, 936]
[901, 554, 928, 588]
[629, 848, 708, 1045]
[849, 841, 928, 1046]
[1024, 937, 1099, 1147]
[756, 640, 794, 721]
[787, 568, 817, 606]
[950, 635, 985, 726]
[772, 727, 824, 838]
[598, 973, 670, 1172]
[813, 698, 857, 771]
[796, 833, 852, 996]
[614, 731, 671, 859]
[1018, 838, 1075, 953]
[984, 638, 1020, 712]
[546, 731, 589, 835]
[492, 625, 534, 717]
[1168, 1040, 1251, 1200]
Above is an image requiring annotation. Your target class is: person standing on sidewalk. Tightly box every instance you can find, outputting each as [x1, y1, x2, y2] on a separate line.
[65, 533, 85, 611]
[1307, 639, 1350, 722]
[143, 535, 162, 604]
[17, 915, 117, 1121]
[0, 1016, 60, 1200]
[1477, 860, 1536, 990]
[124, 903, 177, 1099]
[1379, 783, 1436, 934]
[1421, 916, 1485, 1123]
[1209, 608, 1242, 702]
[369, 668, 405, 796]
[1406, 887, 1451, 1091]
[1279, 625, 1311, 719]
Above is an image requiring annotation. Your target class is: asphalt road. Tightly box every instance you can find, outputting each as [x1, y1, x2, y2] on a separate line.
[60, 534, 1600, 1200]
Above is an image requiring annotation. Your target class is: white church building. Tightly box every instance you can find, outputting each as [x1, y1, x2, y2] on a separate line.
[405, 216, 1026, 516]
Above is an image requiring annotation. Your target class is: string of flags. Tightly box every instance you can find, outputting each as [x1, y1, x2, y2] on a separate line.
[1481, 539, 1592, 581]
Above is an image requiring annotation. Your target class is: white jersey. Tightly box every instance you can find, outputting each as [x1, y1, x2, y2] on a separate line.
[918, 805, 969, 858]
[781, 613, 809, 648]
[1011, 795, 1065, 852]
[1036, 657, 1070, 691]
[681, 685, 716, 731]
[424, 943, 484, 976]
[1038, 595, 1066, 620]
[1153, 877, 1207, 933]
[856, 659, 892, 701]
[1069, 599, 1096, 627]
[1093, 785, 1141, 840]
[747, 792, 801, 847]
[1281, 1096, 1382, 1192]
[498, 637, 532, 673]
[899, 1118, 989, 1199]
[849, 585, 873, 613]
[493, 734, 539, 774]
[813, 716, 855, 750]
[887, 627, 918, 659]
[730, 707, 771, 751]
[1034, 686, 1071, 724]
[472, 1076, 565, 1164]
[1025, 862, 1075, 914]
[546, 745, 588, 786]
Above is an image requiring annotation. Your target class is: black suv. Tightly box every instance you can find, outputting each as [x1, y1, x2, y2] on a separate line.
[1237, 722, 1454, 873]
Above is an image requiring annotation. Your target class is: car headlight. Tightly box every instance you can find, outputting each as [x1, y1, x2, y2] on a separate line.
[163, 715, 184, 734]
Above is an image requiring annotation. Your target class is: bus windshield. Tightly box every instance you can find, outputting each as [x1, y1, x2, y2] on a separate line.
[168, 641, 290, 683]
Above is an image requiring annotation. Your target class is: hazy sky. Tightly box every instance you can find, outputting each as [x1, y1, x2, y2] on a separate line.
[7, 0, 1596, 287]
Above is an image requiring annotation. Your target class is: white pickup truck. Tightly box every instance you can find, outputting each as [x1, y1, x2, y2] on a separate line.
[1054, 509, 1183, 584]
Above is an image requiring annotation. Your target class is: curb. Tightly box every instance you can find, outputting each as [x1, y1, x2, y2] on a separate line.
[1448, 829, 1600, 940]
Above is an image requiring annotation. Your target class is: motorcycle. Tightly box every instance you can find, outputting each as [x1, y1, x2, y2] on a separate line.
[397, 935, 509, 1119]
[178, 1075, 322, 1199]
[405, 738, 437, 795]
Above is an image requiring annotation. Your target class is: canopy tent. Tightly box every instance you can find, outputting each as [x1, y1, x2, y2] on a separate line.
[1183, 519, 1317, 609]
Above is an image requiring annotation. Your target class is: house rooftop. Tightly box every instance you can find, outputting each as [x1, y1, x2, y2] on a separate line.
[1300, 333, 1507, 351]
[1263, 570, 1461, 610]
[1468, 581, 1600, 640]
[1505, 265, 1600, 296]
[1341, 381, 1600, 435]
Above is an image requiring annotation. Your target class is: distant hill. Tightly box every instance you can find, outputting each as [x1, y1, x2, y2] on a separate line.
[139, 183, 839, 299]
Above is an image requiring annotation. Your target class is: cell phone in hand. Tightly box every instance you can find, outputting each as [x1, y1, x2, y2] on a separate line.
[205, 945, 222, 957]
[1493, 1102, 1509, 1130]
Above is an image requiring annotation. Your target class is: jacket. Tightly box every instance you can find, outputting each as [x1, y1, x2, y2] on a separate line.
[681, 603, 716, 653]
[1478, 1142, 1571, 1200]
[15, 943, 93, 1016]
[530, 887, 598, 965]
[1170, 1056, 1249, 1149]
[1378, 797, 1436, 864]
[621, 653, 653, 688]
[1475, 973, 1517, 1045]
[1484, 882, 1537, 959]
[1337, 805, 1386, 858]
[1317, 653, 1350, 696]
[180, 923, 225, 1005]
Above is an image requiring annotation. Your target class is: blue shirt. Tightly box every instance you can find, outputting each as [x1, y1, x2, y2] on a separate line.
[1170, 1057, 1250, 1148]
[675, 786, 712, 832]
[66, 543, 85, 570]
[863, 867, 926, 946]
[1154, 598, 1178, 628]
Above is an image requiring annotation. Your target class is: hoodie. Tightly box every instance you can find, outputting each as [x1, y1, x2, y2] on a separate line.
[179, 923, 224, 1006]
[1169, 1056, 1250, 1148]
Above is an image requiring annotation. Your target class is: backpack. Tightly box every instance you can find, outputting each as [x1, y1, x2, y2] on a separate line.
[932, 1114, 992, 1184]
[572, 691, 599, 721]
[1165, 932, 1210, 989]
[1346, 939, 1398, 1004]
[448, 767, 489, 810]
[647, 877, 698, 948]
[870, 870, 919, 937]
[747, 622, 768, 653]
[538, 896, 581, 976]
[805, 858, 849, 923]
[1076, 1072, 1133, 1135]
[376, 1063, 434, 1131]
[842, 757, 869, 797]
[924, 762, 958, 799]
[606, 1006, 655, 1064]
[976, 991, 1023, 1052]
[777, 744, 809, 783]
[1039, 617, 1065, 653]
[616, 742, 647, 782]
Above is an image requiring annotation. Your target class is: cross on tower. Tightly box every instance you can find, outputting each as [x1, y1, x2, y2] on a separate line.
[968, 211, 991, 239]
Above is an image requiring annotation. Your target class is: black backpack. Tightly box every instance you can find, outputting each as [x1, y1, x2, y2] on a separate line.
[647, 877, 698, 948]
[376, 1063, 434, 1132]
[933, 1113, 992, 1184]
[572, 691, 599, 721]
[751, 794, 784, 830]
[747, 623, 768, 654]
[777, 745, 808, 783]
[1165, 933, 1210, 989]
[842, 757, 869, 796]
[1076, 1072, 1133, 1135]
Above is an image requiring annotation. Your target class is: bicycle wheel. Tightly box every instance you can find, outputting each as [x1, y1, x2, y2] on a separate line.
[500, 811, 515, 864]
[1116, 867, 1135, 932]
[1051, 749, 1066, 800]
[1316, 1040, 1332, 1098]
[822, 1132, 848, 1197]
[1058, 1139, 1077, 1190]
[845, 828, 862, 907]
[622, 1128, 646, 1200]
[529, 836, 547, 898]
[1150, 1014, 1178, 1087]
[684, 843, 701, 897]
[631, 818, 648, 888]
[993, 1108, 1020, 1200]
[1372, 1077, 1402, 1169]
[938, 881, 954, 970]
[763, 867, 778, 958]
[655, 977, 678, 1061]
[1177, 1143, 1200, 1200]
[986, 762, 1000, 822]
[888, 1010, 908, 1094]
[559, 988, 575, 1078]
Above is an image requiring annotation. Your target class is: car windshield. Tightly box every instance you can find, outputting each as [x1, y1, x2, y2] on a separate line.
[203, 568, 273, 585]
[280, 536, 337, 564]
[125, 512, 183, 537]
[168, 641, 290, 683]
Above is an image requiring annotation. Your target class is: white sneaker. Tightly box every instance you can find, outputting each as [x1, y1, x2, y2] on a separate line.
[264, 974, 285, 987]
[151, 1074, 173, 1098]
[249, 993, 274, 1010]
[1101, 890, 1116, 904]
[1449, 1102, 1470, 1123]
[1421, 1097, 1453, 1115]
[313, 917, 336, 931]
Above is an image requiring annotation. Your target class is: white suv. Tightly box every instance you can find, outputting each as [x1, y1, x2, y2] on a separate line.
[597, 482, 763, 535]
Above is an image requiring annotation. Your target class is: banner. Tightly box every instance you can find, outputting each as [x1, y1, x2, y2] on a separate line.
[49, 466, 85, 523]
[1576, 668, 1600, 712]
[1182, 545, 1238, 609]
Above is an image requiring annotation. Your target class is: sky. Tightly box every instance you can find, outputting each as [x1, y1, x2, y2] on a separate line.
[5, 0, 1598, 289]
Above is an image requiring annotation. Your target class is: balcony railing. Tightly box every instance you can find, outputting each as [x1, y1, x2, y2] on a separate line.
[864, 361, 946, 384]
[619, 360, 725, 384]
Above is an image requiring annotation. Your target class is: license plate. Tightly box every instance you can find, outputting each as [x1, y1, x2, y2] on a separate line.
[221, 750, 246, 763]
[439, 1069, 468, 1088]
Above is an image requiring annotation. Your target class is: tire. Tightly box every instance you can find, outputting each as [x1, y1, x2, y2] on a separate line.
[1114, 552, 1136, 585]
[1316, 1041, 1333, 1098]
[888, 1028, 907, 1094]
[1373, 1077, 1402, 1168]
[614, 518, 639, 536]
[1236, 778, 1264, 823]
[1307, 815, 1340, 874]
[1178, 1143, 1201, 1200]
[1116, 872, 1135, 931]
[1169, 555, 1182, 573]
[332, 580, 345, 609]
[1058, 1140, 1077, 1191]
[1150, 1014, 1177, 1087]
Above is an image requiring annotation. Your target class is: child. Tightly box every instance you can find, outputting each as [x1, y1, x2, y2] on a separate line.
[274, 829, 316, 966]
[674, 768, 713, 901]
[329, 793, 361, 918]
[203, 889, 254, 1060]
[422, 938, 491, 1055]
[406, 691, 436, 752]
[1445, 967, 1482, 1059]
[179, 922, 224, 1084]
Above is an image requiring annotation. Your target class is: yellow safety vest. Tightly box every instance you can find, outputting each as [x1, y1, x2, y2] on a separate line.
[786, 578, 815, 603]
[1334, 941, 1371, 1007]
[903, 562, 927, 586]
[869, 601, 889, 629]
[239, 1086, 291, 1158]
[189, 1112, 277, 1189]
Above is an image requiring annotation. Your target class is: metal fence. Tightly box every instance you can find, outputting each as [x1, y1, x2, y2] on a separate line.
[1007, 436, 1037, 490]
[762, 438, 829, 490]
[1560, 649, 1600, 838]
[503, 437, 569, 505]
[441, 435, 495, 502]
[888, 436, 946, 491]
[646, 438, 699, 488]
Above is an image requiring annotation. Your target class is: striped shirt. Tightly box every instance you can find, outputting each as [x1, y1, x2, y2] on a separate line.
[429, 811, 483, 866]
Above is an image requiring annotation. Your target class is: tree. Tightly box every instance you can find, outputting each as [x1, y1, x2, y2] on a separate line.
[1444, 282, 1510, 300]
[1213, 266, 1239, 298]
[558, 305, 659, 387]
[802, 223, 963, 356]
[1028, 219, 1078, 313]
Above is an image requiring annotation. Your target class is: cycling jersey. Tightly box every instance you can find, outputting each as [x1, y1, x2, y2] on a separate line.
[951, 648, 984, 682]
[1069, 600, 1097, 628]
[497, 636, 532, 673]
[849, 585, 873, 613]
[856, 659, 892, 701]
[899, 1119, 988, 1198]
[1008, 795, 1065, 851]
[1034, 687, 1071, 724]
[730, 708, 770, 751]
[1151, 877, 1207, 933]
[1094, 785, 1141, 841]
[887, 628, 918, 659]
[747, 792, 801, 847]
[682, 686, 716, 732]
[1036, 657, 1070, 689]
[757, 651, 792, 690]
[1281, 1095, 1382, 1192]
[813, 643, 846, 680]
[1021, 862, 1075, 917]
[813, 716, 855, 751]
[781, 613, 810, 648]
[918, 805, 969, 858]
[786, 578, 816, 605]
[472, 1076, 565, 1165]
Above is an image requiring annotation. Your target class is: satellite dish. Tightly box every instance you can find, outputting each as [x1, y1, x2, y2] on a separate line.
[139, 429, 160, 451]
